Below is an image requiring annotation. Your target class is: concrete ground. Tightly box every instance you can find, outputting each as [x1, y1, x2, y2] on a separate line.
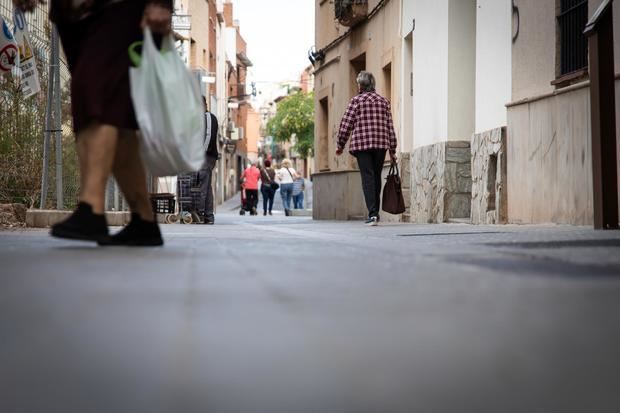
[1, 211, 620, 413]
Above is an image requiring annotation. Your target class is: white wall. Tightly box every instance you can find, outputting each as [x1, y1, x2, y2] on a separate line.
[225, 27, 237, 65]
[411, 0, 450, 149]
[475, 0, 512, 134]
[401, 0, 415, 37]
[448, 0, 476, 141]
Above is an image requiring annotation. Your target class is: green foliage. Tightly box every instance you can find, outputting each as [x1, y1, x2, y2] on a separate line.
[266, 91, 315, 159]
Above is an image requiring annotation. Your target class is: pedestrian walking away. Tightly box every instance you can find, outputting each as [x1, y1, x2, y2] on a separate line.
[14, 0, 174, 245]
[276, 159, 297, 216]
[336, 71, 398, 226]
[292, 173, 305, 210]
[260, 159, 277, 216]
[198, 97, 220, 225]
[241, 162, 261, 215]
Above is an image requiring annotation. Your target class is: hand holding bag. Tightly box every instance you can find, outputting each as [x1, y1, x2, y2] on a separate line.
[129, 28, 205, 177]
[382, 161, 406, 215]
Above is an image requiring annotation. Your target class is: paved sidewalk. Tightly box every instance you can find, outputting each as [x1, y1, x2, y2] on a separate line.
[1, 217, 619, 412]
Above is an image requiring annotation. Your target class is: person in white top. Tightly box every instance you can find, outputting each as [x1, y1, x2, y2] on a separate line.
[276, 159, 297, 216]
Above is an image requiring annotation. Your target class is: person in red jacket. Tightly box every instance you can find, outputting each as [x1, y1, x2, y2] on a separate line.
[14, 0, 173, 246]
[241, 162, 261, 216]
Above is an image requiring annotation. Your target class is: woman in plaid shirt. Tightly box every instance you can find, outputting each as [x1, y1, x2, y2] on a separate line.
[336, 71, 398, 226]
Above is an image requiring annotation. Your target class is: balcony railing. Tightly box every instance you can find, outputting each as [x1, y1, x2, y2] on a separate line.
[172, 14, 191, 32]
[335, 0, 368, 27]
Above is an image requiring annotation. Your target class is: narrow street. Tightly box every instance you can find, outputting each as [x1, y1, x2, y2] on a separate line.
[1, 209, 620, 412]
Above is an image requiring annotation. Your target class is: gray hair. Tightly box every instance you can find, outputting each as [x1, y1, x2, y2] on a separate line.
[356, 71, 376, 92]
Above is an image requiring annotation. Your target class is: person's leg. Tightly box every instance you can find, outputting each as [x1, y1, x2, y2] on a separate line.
[280, 185, 288, 209]
[268, 188, 275, 213]
[286, 186, 293, 212]
[261, 186, 269, 214]
[355, 151, 378, 218]
[97, 129, 163, 246]
[197, 169, 209, 218]
[203, 157, 216, 222]
[298, 191, 304, 209]
[51, 123, 117, 241]
[111, 129, 154, 221]
[371, 149, 387, 219]
[248, 190, 258, 214]
[284, 185, 293, 212]
[78, 124, 119, 214]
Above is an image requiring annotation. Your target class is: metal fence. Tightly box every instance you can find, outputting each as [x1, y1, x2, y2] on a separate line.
[0, 1, 79, 210]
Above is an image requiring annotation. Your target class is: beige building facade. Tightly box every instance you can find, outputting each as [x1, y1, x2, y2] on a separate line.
[312, 0, 402, 221]
[315, 0, 619, 226]
[507, 0, 620, 225]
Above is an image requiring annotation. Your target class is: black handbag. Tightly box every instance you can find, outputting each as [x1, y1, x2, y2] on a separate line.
[382, 162, 406, 215]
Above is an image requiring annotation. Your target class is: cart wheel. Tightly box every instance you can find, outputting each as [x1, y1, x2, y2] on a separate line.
[182, 211, 193, 224]
[164, 214, 176, 224]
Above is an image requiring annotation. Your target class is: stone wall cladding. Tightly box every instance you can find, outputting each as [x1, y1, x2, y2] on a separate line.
[400, 152, 412, 222]
[410, 141, 472, 223]
[471, 127, 508, 224]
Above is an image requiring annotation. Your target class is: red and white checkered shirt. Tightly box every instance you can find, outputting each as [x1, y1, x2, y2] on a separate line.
[337, 91, 397, 155]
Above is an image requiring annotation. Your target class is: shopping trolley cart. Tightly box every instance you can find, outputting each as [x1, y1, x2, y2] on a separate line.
[175, 172, 203, 224]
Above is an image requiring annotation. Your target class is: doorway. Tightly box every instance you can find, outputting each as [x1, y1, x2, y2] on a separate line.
[318, 97, 330, 171]
[382, 62, 392, 103]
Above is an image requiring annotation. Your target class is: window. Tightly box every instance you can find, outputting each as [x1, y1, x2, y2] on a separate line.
[557, 0, 588, 76]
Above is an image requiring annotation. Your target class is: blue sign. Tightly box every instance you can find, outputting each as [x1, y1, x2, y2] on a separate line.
[2, 17, 14, 40]
[13, 10, 25, 32]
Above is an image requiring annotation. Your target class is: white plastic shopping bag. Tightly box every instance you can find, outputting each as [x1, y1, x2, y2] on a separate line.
[129, 28, 205, 177]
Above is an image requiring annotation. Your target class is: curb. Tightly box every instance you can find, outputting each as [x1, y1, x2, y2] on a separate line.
[26, 209, 131, 228]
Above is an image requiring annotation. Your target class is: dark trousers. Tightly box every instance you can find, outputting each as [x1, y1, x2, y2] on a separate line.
[261, 185, 275, 213]
[354, 149, 386, 218]
[245, 189, 259, 211]
[199, 156, 217, 220]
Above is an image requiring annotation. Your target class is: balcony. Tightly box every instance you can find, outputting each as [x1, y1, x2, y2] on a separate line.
[335, 0, 368, 27]
[172, 14, 191, 32]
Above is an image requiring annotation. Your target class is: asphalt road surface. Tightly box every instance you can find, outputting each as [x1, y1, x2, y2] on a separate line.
[1, 214, 619, 413]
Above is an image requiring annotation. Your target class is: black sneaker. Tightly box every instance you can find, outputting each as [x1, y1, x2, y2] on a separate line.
[99, 213, 163, 247]
[365, 216, 379, 226]
[51, 202, 109, 242]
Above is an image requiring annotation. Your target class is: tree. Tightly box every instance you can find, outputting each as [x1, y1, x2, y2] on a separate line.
[266, 91, 314, 159]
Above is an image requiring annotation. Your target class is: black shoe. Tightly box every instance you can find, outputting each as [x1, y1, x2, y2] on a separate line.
[99, 213, 163, 246]
[263, 211, 267, 216]
[51, 202, 109, 242]
[365, 216, 379, 226]
[203, 217, 214, 225]
[269, 211, 272, 216]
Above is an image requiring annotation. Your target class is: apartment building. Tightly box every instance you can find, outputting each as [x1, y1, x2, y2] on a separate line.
[312, 0, 402, 221]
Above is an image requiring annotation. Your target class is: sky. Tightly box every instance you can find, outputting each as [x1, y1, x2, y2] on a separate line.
[232, 0, 315, 105]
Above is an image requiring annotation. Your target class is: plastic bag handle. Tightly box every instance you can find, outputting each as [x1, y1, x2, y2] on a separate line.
[128, 41, 143, 66]
[127, 28, 175, 67]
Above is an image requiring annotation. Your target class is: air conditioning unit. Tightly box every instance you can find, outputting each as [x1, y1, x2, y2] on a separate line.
[230, 128, 240, 141]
